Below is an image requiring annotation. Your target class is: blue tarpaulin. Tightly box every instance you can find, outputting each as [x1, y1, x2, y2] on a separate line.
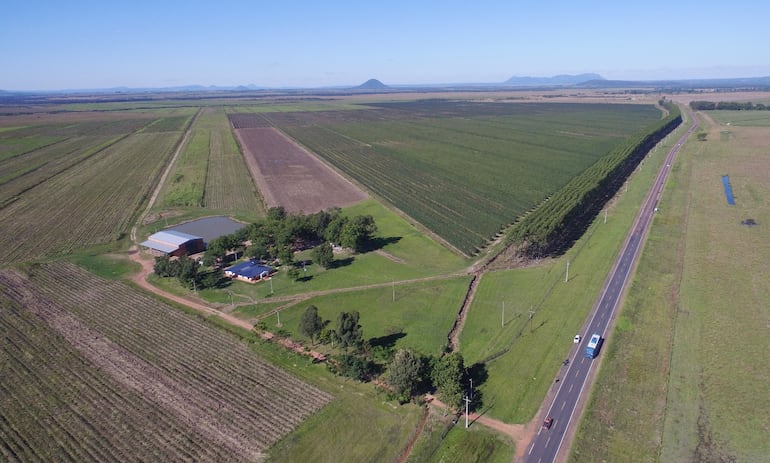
[722, 175, 735, 205]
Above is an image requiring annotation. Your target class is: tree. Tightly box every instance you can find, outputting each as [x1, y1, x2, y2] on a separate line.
[335, 311, 363, 351]
[203, 236, 229, 265]
[245, 241, 269, 261]
[286, 266, 301, 281]
[153, 255, 173, 277]
[199, 267, 224, 289]
[430, 352, 465, 410]
[388, 349, 424, 400]
[298, 305, 324, 345]
[267, 206, 286, 222]
[339, 215, 377, 252]
[323, 215, 348, 244]
[176, 255, 199, 290]
[312, 242, 334, 269]
[329, 354, 375, 381]
[277, 244, 294, 266]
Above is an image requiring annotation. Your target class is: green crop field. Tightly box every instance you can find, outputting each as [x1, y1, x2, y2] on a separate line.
[266, 101, 662, 255]
[570, 110, 770, 462]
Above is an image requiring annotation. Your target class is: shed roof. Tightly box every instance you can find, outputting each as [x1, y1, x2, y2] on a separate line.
[140, 239, 178, 253]
[225, 260, 274, 279]
[147, 230, 202, 246]
[141, 230, 203, 254]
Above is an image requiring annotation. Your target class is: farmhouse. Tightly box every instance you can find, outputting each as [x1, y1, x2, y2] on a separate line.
[140, 230, 205, 257]
[225, 260, 276, 283]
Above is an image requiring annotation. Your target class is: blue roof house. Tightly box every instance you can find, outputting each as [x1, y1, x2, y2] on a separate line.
[224, 260, 275, 283]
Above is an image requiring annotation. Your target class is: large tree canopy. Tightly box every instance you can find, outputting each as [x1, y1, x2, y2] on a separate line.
[430, 352, 465, 409]
[388, 349, 424, 398]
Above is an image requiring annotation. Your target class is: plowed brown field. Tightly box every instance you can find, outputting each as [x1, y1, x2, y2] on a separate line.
[235, 127, 367, 213]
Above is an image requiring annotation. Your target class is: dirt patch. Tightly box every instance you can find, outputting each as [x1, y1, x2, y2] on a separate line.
[374, 249, 406, 264]
[235, 127, 368, 214]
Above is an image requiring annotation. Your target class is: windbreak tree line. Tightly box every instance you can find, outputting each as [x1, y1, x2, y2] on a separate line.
[508, 101, 682, 258]
[690, 100, 770, 111]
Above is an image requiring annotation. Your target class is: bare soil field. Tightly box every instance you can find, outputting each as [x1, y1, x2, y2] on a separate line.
[235, 127, 367, 213]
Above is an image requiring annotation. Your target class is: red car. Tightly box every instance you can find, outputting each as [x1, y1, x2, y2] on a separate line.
[543, 417, 553, 430]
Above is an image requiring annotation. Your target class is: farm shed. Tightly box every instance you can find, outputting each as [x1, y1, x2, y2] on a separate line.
[141, 230, 205, 257]
[225, 260, 275, 283]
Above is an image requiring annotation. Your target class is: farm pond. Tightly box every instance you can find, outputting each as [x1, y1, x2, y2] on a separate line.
[168, 216, 245, 244]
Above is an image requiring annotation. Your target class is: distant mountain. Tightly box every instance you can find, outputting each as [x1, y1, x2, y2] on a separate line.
[578, 75, 770, 89]
[503, 73, 604, 86]
[353, 79, 390, 90]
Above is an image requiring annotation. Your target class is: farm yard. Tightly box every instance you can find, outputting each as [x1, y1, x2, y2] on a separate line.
[0, 263, 333, 462]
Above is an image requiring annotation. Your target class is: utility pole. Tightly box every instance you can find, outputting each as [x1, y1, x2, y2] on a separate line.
[529, 306, 535, 332]
[392, 280, 395, 302]
[464, 395, 471, 429]
[604, 209, 607, 224]
[501, 301, 505, 328]
[565, 260, 570, 283]
[269, 277, 274, 294]
[276, 310, 281, 327]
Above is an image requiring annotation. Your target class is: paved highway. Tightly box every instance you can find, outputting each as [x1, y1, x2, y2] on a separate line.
[525, 110, 698, 463]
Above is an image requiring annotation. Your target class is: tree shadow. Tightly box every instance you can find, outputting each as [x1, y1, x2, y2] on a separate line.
[467, 362, 489, 411]
[368, 331, 407, 349]
[360, 236, 402, 252]
[213, 277, 232, 289]
[330, 257, 354, 269]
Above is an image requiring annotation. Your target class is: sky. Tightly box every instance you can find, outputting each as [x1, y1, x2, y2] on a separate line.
[2, 0, 770, 91]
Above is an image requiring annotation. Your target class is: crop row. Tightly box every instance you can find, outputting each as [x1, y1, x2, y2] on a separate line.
[0, 276, 245, 462]
[508, 103, 683, 256]
[274, 103, 658, 254]
[204, 109, 264, 212]
[0, 131, 179, 265]
[141, 113, 195, 133]
[22, 264, 333, 445]
[0, 116, 163, 207]
[0, 135, 120, 206]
